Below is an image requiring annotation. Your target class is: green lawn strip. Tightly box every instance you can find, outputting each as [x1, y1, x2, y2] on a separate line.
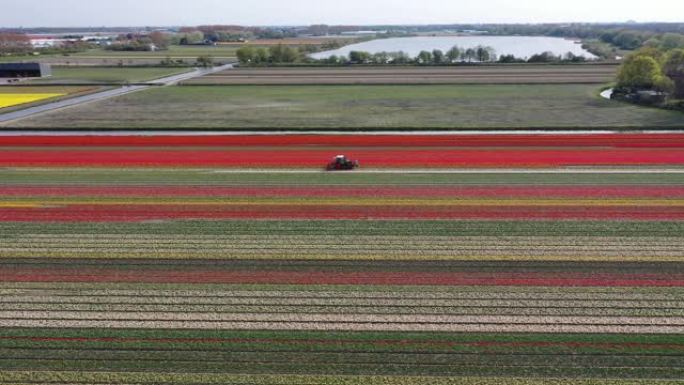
[73, 46, 239, 58]
[5, 84, 684, 129]
[1, 372, 684, 384]
[2, 170, 683, 185]
[30, 67, 191, 84]
[1, 221, 682, 237]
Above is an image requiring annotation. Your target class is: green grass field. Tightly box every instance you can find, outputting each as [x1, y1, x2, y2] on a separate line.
[73, 45, 239, 58]
[28, 66, 191, 84]
[4, 84, 683, 129]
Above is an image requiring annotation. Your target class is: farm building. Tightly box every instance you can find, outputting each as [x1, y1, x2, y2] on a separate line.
[0, 63, 52, 78]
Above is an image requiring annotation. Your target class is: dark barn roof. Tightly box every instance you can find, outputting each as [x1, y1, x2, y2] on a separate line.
[0, 63, 51, 78]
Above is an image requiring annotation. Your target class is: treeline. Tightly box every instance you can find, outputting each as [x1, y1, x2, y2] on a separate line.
[236, 41, 349, 65]
[237, 44, 589, 66]
[237, 45, 302, 64]
[336, 49, 588, 65]
[600, 31, 684, 51]
[176, 26, 299, 45]
[105, 32, 171, 52]
[236, 45, 499, 65]
[0, 32, 95, 56]
[342, 46, 498, 65]
[0, 33, 32, 55]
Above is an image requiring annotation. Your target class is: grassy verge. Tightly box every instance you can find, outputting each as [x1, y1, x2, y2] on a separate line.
[4, 84, 683, 129]
[73, 46, 239, 58]
[28, 66, 191, 84]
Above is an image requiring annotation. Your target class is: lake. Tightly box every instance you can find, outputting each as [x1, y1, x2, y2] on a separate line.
[311, 36, 597, 60]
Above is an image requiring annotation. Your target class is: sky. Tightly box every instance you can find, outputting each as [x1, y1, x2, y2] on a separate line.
[1, 0, 683, 27]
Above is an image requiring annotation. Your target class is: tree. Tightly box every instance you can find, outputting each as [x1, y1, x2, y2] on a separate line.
[663, 49, 684, 98]
[564, 52, 586, 62]
[255, 48, 270, 64]
[179, 31, 205, 45]
[661, 33, 684, 50]
[464, 48, 476, 62]
[614, 31, 643, 50]
[617, 54, 670, 91]
[432, 49, 445, 64]
[325, 55, 342, 65]
[446, 46, 461, 63]
[389, 51, 411, 64]
[375, 52, 393, 64]
[527, 51, 559, 63]
[148, 31, 170, 50]
[236, 46, 256, 64]
[269, 44, 300, 63]
[196, 55, 214, 67]
[0, 33, 32, 55]
[417, 50, 433, 64]
[348, 50, 371, 64]
[476, 46, 495, 62]
[498, 54, 524, 63]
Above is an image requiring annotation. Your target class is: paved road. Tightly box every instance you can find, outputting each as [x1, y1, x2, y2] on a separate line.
[0, 64, 233, 124]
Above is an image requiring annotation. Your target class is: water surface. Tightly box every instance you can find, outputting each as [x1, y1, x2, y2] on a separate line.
[311, 36, 597, 60]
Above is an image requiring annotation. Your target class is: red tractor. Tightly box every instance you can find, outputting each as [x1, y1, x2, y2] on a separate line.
[326, 155, 360, 171]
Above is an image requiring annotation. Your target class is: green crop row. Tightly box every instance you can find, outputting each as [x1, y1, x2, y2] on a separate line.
[1, 220, 683, 237]
[1, 371, 684, 384]
[1, 169, 683, 185]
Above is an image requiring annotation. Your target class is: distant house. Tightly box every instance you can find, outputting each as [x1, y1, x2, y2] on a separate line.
[0, 63, 52, 78]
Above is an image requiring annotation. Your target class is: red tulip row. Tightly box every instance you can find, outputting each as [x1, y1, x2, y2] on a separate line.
[2, 185, 683, 198]
[1, 204, 682, 222]
[0, 148, 683, 167]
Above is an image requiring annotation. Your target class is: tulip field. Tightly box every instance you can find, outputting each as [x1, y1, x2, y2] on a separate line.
[0, 93, 65, 109]
[0, 132, 683, 384]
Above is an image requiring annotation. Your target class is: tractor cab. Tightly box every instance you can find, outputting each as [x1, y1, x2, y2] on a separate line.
[327, 155, 360, 171]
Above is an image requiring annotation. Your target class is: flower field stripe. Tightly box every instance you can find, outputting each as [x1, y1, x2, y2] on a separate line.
[2, 204, 682, 221]
[2, 133, 684, 148]
[4, 197, 684, 206]
[2, 234, 683, 261]
[2, 220, 682, 237]
[3, 185, 684, 198]
[1, 148, 684, 167]
[1, 319, 682, 333]
[0, 202, 43, 209]
[3, 329, 683, 353]
[2, 372, 684, 385]
[2, 268, 683, 287]
[0, 93, 65, 109]
[1, 136, 683, 382]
